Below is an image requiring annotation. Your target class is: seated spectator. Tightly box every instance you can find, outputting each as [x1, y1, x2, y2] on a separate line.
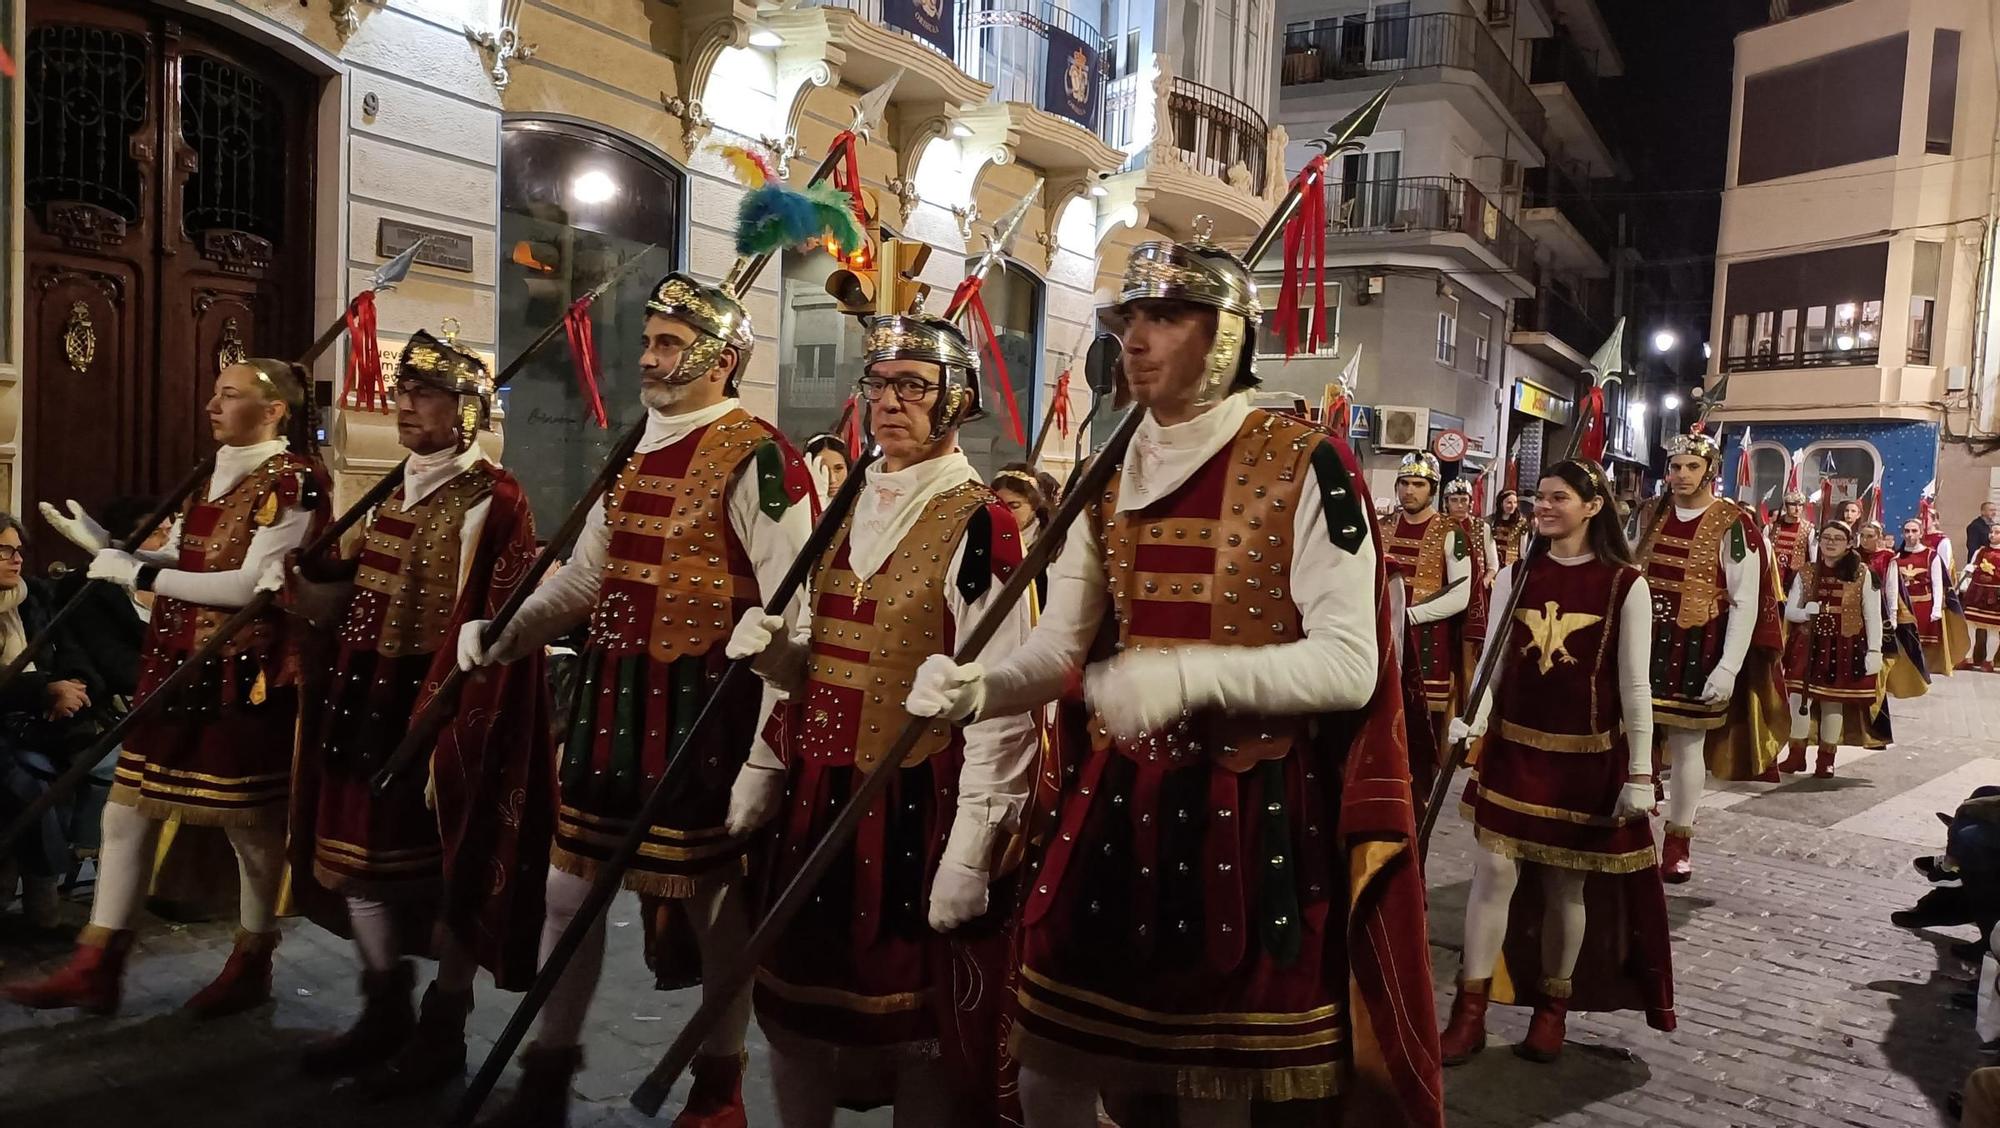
[1894, 786, 2000, 961]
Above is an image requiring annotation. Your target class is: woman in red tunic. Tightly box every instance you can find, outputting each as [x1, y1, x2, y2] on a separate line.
[1442, 459, 1675, 1065]
[1779, 522, 1882, 777]
[1958, 521, 2000, 670]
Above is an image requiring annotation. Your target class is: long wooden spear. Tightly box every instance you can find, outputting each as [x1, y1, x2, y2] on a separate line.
[628, 82, 1403, 1116]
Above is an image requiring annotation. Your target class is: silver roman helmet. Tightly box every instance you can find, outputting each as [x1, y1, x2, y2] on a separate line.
[860, 311, 983, 443]
[393, 325, 495, 449]
[1102, 220, 1262, 409]
[645, 271, 756, 391]
[1664, 429, 1722, 479]
[1397, 451, 1442, 485]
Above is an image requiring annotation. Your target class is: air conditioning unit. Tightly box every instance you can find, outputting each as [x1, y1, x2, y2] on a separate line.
[1375, 405, 1431, 450]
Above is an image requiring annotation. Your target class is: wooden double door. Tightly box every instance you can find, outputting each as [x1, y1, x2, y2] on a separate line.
[23, 0, 317, 560]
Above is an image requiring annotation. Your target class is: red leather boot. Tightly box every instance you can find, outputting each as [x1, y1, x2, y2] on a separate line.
[1437, 979, 1490, 1066]
[184, 929, 278, 1019]
[2, 925, 134, 1014]
[672, 1052, 748, 1128]
[1659, 826, 1693, 884]
[475, 1044, 582, 1128]
[1516, 978, 1570, 1062]
[1814, 744, 1836, 779]
[1779, 741, 1808, 773]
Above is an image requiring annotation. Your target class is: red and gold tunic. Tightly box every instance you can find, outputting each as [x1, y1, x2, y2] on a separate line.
[1899, 543, 1947, 645]
[1963, 546, 2000, 628]
[289, 463, 555, 989]
[556, 409, 809, 897]
[1637, 499, 1756, 729]
[1767, 520, 1812, 593]
[1381, 510, 1462, 709]
[756, 479, 1020, 1083]
[1016, 412, 1444, 1116]
[1783, 562, 1879, 703]
[1459, 554, 1675, 1031]
[1459, 515, 1496, 647]
[1492, 515, 1529, 568]
[115, 451, 329, 826]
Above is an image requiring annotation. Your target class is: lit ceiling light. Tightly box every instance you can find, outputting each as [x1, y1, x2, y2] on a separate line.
[749, 27, 784, 47]
[1662, 393, 1682, 410]
[950, 122, 974, 138]
[572, 169, 617, 204]
[1089, 185, 1108, 197]
[1651, 329, 1678, 354]
[1835, 333, 1857, 351]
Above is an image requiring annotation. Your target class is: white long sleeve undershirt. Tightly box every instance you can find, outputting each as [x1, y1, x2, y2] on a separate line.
[1683, 502, 1760, 678]
[145, 439, 312, 608]
[1785, 569, 1883, 655]
[1407, 518, 1471, 625]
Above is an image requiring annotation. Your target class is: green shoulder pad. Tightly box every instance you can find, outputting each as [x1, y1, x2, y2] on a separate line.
[1309, 443, 1368, 554]
[1729, 520, 1747, 563]
[754, 439, 791, 521]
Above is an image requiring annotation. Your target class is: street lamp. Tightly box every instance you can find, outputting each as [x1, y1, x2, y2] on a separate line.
[1651, 329, 1679, 354]
[1662, 393, 1682, 411]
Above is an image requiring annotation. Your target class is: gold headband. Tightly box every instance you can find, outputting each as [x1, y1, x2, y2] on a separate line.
[994, 469, 1040, 491]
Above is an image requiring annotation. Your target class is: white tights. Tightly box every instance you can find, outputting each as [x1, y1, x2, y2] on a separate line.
[1016, 1065, 1248, 1128]
[88, 803, 285, 934]
[1787, 693, 1844, 745]
[1662, 727, 1707, 831]
[530, 867, 754, 1056]
[345, 896, 477, 992]
[769, 1045, 966, 1128]
[1459, 847, 1588, 986]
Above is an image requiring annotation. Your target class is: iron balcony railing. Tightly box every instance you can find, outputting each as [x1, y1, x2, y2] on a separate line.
[1512, 286, 1607, 357]
[1527, 34, 1610, 135]
[1522, 163, 1613, 263]
[1279, 13, 1546, 147]
[1138, 75, 1269, 196]
[1328, 174, 1535, 279]
[1723, 344, 1881, 373]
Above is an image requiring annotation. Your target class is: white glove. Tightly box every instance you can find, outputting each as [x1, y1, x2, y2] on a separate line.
[905, 655, 986, 722]
[1699, 664, 1738, 705]
[725, 608, 786, 660]
[1865, 651, 1883, 675]
[725, 762, 785, 837]
[1613, 781, 1655, 820]
[1085, 649, 1188, 740]
[1803, 602, 1822, 616]
[456, 617, 530, 671]
[927, 858, 991, 931]
[40, 500, 110, 554]
[254, 557, 289, 595]
[1448, 713, 1487, 746]
[88, 549, 141, 589]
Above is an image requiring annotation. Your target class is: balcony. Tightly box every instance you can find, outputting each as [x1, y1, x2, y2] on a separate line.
[1527, 35, 1616, 176]
[1098, 63, 1280, 243]
[1511, 287, 1606, 370]
[1278, 13, 1546, 157]
[1520, 164, 1611, 276]
[1324, 175, 1537, 297]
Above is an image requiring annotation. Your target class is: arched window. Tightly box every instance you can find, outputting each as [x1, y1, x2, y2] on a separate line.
[959, 258, 1043, 477]
[496, 119, 684, 527]
[1742, 441, 1790, 514]
[777, 240, 882, 442]
[1800, 440, 1882, 520]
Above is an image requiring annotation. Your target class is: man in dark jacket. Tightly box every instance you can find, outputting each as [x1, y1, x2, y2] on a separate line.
[1970, 502, 1998, 572]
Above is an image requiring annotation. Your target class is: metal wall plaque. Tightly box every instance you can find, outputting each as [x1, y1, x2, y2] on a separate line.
[376, 218, 475, 273]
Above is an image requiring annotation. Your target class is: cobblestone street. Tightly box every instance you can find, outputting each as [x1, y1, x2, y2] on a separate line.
[2, 676, 1995, 1127]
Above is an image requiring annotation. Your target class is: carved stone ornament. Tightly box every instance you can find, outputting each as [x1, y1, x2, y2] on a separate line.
[44, 202, 130, 252]
[63, 302, 97, 375]
[328, 0, 368, 38]
[200, 230, 275, 274]
[217, 317, 248, 373]
[467, 0, 537, 92]
[886, 176, 922, 219]
[660, 94, 714, 150]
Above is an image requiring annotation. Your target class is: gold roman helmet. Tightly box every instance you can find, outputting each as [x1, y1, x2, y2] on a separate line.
[1102, 221, 1262, 408]
[1443, 477, 1472, 499]
[645, 271, 756, 391]
[1664, 429, 1722, 477]
[860, 312, 983, 443]
[1396, 451, 1442, 484]
[1783, 488, 1808, 505]
[393, 326, 494, 449]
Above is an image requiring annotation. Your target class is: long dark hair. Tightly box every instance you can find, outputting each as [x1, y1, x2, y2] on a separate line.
[1492, 488, 1520, 524]
[1541, 459, 1634, 567]
[1818, 520, 1863, 582]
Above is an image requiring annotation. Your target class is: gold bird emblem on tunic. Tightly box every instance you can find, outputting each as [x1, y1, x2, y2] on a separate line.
[1515, 601, 1603, 674]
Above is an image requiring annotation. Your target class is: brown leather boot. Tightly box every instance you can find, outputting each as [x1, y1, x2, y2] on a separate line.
[1515, 978, 1570, 1063]
[184, 929, 278, 1019]
[2, 925, 133, 1014]
[1659, 825, 1693, 884]
[1779, 741, 1808, 773]
[475, 1043, 582, 1128]
[359, 981, 472, 1099]
[671, 1052, 748, 1128]
[1814, 744, 1836, 779]
[300, 960, 416, 1077]
[1437, 979, 1490, 1066]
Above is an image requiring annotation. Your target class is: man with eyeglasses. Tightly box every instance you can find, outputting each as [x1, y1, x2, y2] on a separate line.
[724, 306, 1037, 1124]
[457, 271, 815, 1128]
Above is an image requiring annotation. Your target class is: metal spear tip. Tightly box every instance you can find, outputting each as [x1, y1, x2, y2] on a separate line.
[371, 236, 430, 291]
[1304, 78, 1400, 157]
[979, 180, 1041, 259]
[850, 69, 903, 141]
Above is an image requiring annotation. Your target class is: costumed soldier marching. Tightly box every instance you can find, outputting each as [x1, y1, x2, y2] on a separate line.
[1445, 477, 1499, 696]
[1765, 490, 1815, 595]
[1633, 429, 1787, 884]
[1897, 517, 1968, 677]
[1958, 521, 2000, 670]
[1443, 458, 1675, 1066]
[1382, 451, 1471, 798]
[276, 329, 555, 1095]
[907, 235, 1443, 1126]
[458, 271, 815, 1128]
[1777, 521, 1881, 779]
[725, 290, 1039, 1124]
[11, 360, 330, 1016]
[1491, 488, 1530, 568]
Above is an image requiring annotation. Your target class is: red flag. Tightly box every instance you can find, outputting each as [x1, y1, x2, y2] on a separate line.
[1051, 367, 1073, 439]
[1470, 468, 1487, 515]
[1274, 156, 1330, 357]
[343, 291, 385, 411]
[562, 295, 609, 429]
[841, 393, 862, 451]
[828, 129, 869, 227]
[949, 277, 1027, 446]
[1576, 385, 1608, 463]
[1505, 457, 1518, 492]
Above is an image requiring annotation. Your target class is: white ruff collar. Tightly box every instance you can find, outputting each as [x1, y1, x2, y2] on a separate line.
[848, 451, 976, 581]
[1116, 394, 1250, 514]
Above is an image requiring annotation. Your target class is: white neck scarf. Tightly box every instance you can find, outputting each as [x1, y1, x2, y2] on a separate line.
[638, 397, 740, 454]
[1116, 394, 1251, 514]
[402, 443, 481, 507]
[847, 451, 976, 581]
[210, 438, 290, 500]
